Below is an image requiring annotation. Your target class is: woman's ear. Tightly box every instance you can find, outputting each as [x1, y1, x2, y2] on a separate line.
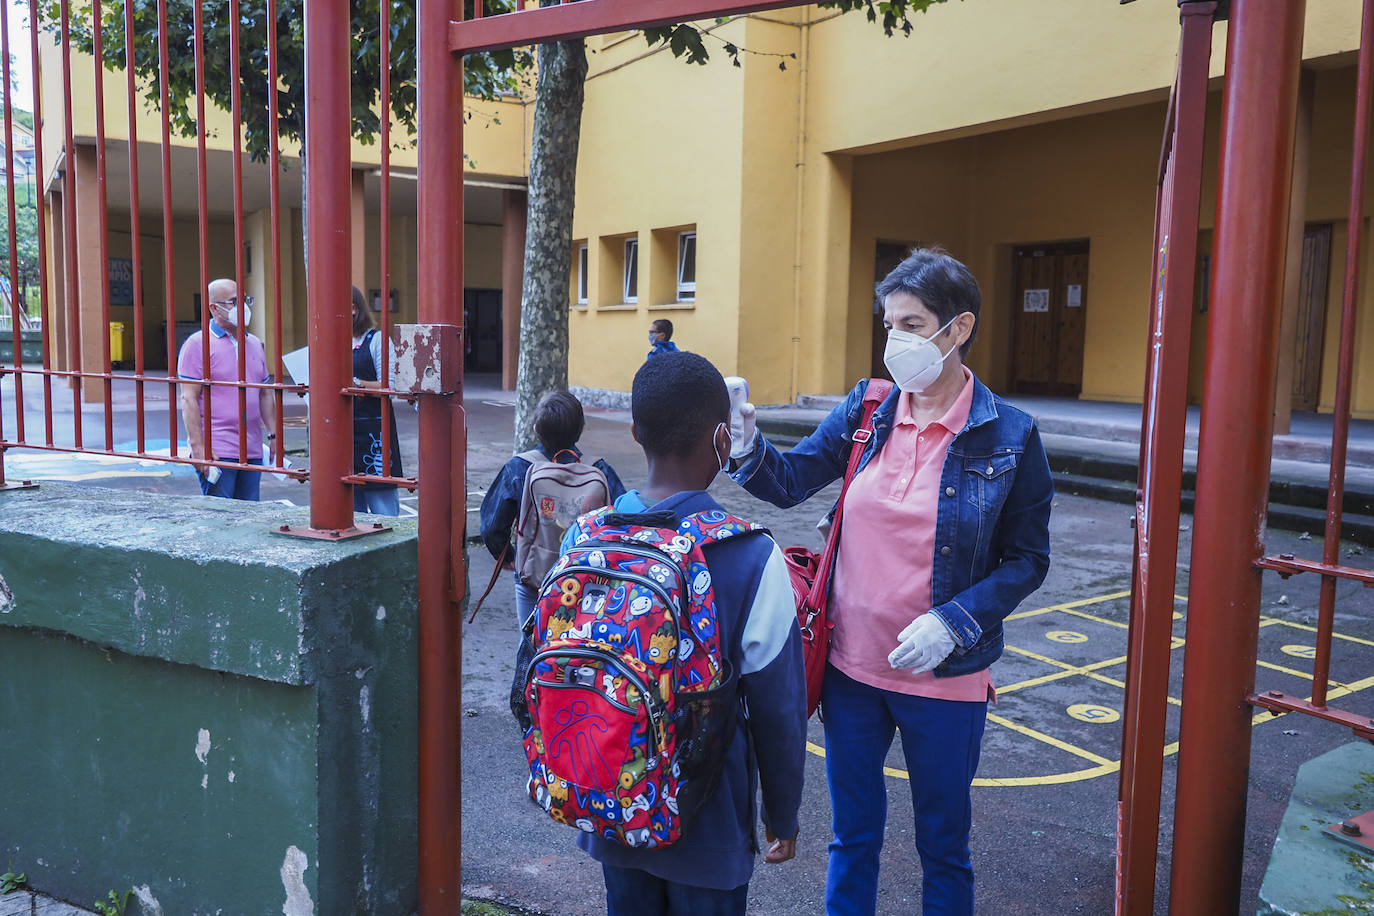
[954, 311, 976, 348]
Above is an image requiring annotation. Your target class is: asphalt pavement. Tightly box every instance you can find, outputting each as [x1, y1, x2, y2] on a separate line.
[5, 373, 1374, 914]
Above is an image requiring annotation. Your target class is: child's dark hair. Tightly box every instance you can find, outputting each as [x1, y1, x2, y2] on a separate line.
[533, 390, 585, 454]
[632, 352, 728, 456]
[650, 318, 674, 339]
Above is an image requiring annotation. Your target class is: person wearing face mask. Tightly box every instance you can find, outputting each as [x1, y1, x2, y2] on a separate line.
[645, 318, 680, 359]
[726, 247, 1053, 916]
[177, 277, 277, 500]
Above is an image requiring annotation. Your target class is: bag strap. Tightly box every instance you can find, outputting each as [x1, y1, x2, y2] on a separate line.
[803, 379, 893, 611]
[468, 540, 511, 624]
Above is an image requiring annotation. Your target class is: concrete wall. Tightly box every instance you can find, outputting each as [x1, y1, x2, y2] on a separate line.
[0, 484, 420, 915]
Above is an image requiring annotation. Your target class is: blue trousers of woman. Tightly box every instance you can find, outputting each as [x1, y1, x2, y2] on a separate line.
[821, 666, 987, 916]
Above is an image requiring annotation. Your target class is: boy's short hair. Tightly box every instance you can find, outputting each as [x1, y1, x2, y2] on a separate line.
[533, 390, 585, 454]
[632, 352, 728, 456]
[650, 318, 674, 339]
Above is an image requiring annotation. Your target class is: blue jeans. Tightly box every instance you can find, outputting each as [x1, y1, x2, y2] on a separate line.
[602, 864, 748, 916]
[353, 485, 400, 516]
[821, 666, 987, 916]
[199, 459, 262, 501]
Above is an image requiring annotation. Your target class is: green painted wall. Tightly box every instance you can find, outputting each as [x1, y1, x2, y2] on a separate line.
[0, 483, 420, 915]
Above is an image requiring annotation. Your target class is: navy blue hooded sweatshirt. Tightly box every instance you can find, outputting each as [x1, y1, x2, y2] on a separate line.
[566, 489, 808, 891]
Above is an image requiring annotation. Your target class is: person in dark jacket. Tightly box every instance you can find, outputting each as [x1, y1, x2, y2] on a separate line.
[567, 351, 808, 916]
[646, 318, 680, 360]
[727, 248, 1053, 916]
[349, 286, 402, 515]
[480, 390, 627, 627]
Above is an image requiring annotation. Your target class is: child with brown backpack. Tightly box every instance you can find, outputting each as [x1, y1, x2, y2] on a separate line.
[479, 389, 628, 632]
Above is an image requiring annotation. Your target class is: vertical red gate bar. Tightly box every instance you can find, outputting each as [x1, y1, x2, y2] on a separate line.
[379, 0, 394, 483]
[1311, 0, 1374, 708]
[303, 0, 355, 532]
[230, 0, 249, 466]
[1169, 1, 1306, 912]
[91, 0, 113, 450]
[193, 0, 213, 468]
[26, 0, 54, 448]
[267, 0, 285, 459]
[156, 0, 178, 457]
[123, 0, 146, 454]
[1, 0, 24, 447]
[1115, 6, 1215, 913]
[58, 0, 82, 443]
[417, 0, 465, 904]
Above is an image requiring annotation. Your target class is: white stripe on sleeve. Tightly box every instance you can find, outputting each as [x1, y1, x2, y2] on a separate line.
[740, 544, 799, 675]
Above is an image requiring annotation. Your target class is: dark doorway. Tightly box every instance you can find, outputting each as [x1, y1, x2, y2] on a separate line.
[1009, 241, 1089, 396]
[1291, 223, 1332, 412]
[872, 241, 917, 380]
[464, 288, 503, 374]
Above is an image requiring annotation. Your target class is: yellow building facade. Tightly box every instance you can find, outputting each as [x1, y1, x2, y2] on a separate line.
[567, 0, 1374, 416]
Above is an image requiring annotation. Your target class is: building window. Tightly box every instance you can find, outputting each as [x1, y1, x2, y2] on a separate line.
[623, 238, 639, 303]
[676, 232, 696, 302]
[576, 243, 588, 305]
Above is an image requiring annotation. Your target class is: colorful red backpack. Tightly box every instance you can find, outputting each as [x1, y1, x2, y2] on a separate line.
[520, 506, 763, 849]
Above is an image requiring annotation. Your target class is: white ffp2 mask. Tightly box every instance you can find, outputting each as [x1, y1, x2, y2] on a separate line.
[883, 317, 958, 393]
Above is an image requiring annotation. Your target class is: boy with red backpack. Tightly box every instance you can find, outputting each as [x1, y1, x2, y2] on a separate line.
[480, 389, 628, 629]
[516, 352, 807, 915]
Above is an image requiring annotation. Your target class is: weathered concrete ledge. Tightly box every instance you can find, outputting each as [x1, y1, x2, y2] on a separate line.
[0, 483, 420, 915]
[1258, 741, 1374, 915]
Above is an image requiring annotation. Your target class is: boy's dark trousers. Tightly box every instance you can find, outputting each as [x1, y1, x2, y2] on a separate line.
[602, 863, 748, 916]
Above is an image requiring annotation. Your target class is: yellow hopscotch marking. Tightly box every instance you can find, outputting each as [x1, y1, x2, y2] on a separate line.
[1004, 590, 1131, 622]
[803, 589, 1374, 788]
[1260, 616, 1374, 648]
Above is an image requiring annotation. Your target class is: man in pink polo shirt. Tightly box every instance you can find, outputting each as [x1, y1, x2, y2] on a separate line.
[177, 278, 277, 500]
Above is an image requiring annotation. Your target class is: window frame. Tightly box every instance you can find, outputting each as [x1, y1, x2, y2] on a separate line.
[576, 243, 588, 305]
[623, 237, 639, 304]
[676, 231, 696, 302]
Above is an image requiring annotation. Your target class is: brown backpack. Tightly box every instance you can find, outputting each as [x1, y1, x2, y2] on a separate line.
[513, 449, 611, 588]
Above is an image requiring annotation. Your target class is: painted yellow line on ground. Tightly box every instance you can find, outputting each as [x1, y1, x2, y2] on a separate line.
[983, 712, 1114, 765]
[1260, 615, 1374, 648]
[1005, 590, 1131, 623]
[1055, 605, 1131, 631]
[996, 652, 1129, 694]
[1255, 657, 1346, 688]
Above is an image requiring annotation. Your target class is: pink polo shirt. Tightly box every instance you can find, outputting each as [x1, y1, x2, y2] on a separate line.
[829, 369, 993, 702]
[176, 320, 269, 461]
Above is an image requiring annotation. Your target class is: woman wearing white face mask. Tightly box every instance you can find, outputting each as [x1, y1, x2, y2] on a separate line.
[727, 248, 1053, 916]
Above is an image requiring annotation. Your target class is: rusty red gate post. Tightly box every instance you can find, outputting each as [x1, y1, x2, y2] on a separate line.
[1168, 1, 1306, 912]
[303, 0, 355, 534]
[416, 0, 466, 906]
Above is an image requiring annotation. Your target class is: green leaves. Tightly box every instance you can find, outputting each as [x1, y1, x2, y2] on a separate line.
[0, 871, 25, 894]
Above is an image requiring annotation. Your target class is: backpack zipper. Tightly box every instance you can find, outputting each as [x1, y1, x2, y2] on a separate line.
[527, 644, 663, 753]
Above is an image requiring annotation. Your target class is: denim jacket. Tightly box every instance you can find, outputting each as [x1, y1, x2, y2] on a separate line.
[730, 374, 1052, 677]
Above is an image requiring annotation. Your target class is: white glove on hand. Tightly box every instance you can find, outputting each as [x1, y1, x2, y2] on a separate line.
[723, 376, 757, 460]
[888, 613, 957, 675]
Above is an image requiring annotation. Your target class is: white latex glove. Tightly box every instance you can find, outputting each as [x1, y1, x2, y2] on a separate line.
[888, 613, 957, 675]
[724, 376, 757, 460]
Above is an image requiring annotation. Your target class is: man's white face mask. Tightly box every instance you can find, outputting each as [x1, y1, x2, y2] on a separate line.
[882, 316, 958, 393]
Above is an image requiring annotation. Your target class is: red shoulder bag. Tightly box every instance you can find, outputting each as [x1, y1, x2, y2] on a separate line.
[783, 378, 892, 718]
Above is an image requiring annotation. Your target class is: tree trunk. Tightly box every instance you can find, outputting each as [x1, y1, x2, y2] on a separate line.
[513, 28, 587, 452]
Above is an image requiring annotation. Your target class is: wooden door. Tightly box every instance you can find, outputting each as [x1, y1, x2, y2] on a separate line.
[1291, 223, 1332, 412]
[1010, 242, 1089, 396]
[871, 241, 915, 380]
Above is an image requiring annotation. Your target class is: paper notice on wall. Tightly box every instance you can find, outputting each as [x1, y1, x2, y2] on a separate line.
[1067, 284, 1083, 308]
[1023, 289, 1050, 313]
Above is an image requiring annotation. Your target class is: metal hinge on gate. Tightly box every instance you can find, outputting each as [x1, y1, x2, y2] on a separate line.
[392, 324, 463, 396]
